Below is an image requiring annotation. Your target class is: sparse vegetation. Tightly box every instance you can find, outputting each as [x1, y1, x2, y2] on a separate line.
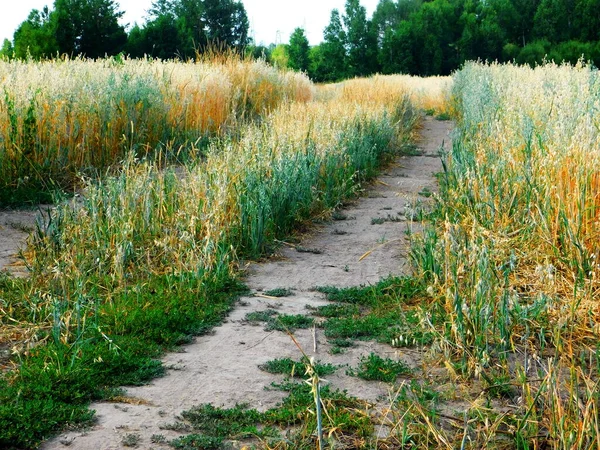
[347, 353, 411, 382]
[259, 357, 337, 378]
[262, 288, 294, 298]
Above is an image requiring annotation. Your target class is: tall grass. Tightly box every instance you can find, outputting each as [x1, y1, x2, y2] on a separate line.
[409, 61, 600, 448]
[0, 56, 312, 205]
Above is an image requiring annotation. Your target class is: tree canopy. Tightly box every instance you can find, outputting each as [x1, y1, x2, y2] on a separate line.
[3, 0, 249, 60]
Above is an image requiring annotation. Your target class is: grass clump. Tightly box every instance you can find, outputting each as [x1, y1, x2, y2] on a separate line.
[347, 353, 411, 382]
[312, 277, 434, 348]
[262, 288, 293, 297]
[266, 315, 314, 332]
[259, 357, 337, 378]
[316, 277, 424, 306]
[172, 403, 270, 440]
[122, 433, 141, 447]
[244, 310, 314, 333]
[168, 381, 373, 449]
[169, 434, 224, 450]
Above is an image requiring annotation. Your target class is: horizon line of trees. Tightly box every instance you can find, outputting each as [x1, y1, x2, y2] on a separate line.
[1, 0, 249, 61]
[1, 0, 600, 80]
[279, 0, 600, 81]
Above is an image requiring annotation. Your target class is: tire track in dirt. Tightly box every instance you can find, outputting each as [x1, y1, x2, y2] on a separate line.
[41, 117, 453, 450]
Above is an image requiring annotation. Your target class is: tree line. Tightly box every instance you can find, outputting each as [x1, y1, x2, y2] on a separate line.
[1, 0, 249, 60]
[2, 0, 599, 79]
[280, 0, 600, 81]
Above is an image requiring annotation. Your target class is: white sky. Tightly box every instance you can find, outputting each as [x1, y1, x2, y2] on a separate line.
[0, 0, 379, 46]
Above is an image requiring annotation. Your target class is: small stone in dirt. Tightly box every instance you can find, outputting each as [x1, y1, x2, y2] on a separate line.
[296, 246, 322, 254]
[59, 437, 75, 446]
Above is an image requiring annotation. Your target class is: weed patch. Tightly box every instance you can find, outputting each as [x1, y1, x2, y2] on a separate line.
[244, 310, 314, 333]
[0, 275, 246, 449]
[167, 380, 374, 449]
[347, 353, 411, 382]
[259, 357, 337, 378]
[313, 278, 432, 348]
[262, 288, 293, 298]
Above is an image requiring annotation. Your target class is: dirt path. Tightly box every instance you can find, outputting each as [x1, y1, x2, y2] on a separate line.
[0, 209, 42, 278]
[41, 117, 453, 450]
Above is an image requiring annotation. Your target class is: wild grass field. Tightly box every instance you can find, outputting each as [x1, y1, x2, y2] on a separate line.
[408, 61, 600, 448]
[2, 55, 599, 449]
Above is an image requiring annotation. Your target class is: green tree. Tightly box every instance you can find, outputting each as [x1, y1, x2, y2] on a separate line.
[344, 0, 379, 76]
[271, 44, 290, 68]
[457, 0, 507, 63]
[54, 0, 127, 57]
[533, 0, 574, 43]
[372, 0, 421, 44]
[125, 24, 146, 57]
[0, 39, 14, 58]
[246, 44, 272, 62]
[288, 28, 310, 72]
[12, 7, 59, 59]
[379, 20, 414, 73]
[574, 0, 600, 41]
[508, 0, 541, 46]
[516, 39, 550, 65]
[320, 9, 348, 81]
[202, 0, 249, 49]
[173, 0, 205, 56]
[148, 0, 176, 17]
[142, 0, 249, 58]
[308, 44, 326, 81]
[145, 15, 183, 58]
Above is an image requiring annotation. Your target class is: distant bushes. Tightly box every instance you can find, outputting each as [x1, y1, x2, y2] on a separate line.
[510, 39, 600, 67]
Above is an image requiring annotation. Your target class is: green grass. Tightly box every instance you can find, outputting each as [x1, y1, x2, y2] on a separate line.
[258, 357, 337, 378]
[311, 277, 435, 348]
[0, 275, 247, 449]
[169, 381, 373, 449]
[244, 310, 314, 333]
[263, 288, 294, 297]
[347, 353, 412, 382]
[316, 277, 424, 306]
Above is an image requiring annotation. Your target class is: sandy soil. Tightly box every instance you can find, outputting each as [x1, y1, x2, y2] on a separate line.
[35, 117, 453, 450]
[0, 208, 45, 278]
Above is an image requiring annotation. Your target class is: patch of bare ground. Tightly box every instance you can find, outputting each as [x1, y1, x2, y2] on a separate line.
[0, 209, 43, 277]
[40, 117, 453, 449]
